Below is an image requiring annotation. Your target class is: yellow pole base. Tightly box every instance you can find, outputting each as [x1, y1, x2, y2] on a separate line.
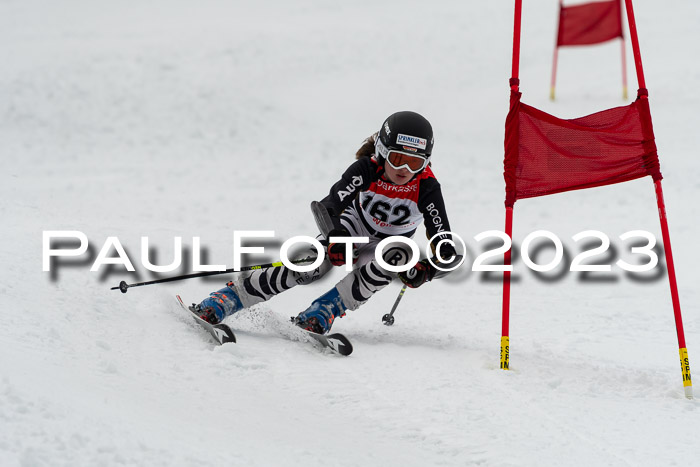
[680, 348, 693, 399]
[549, 86, 555, 101]
[500, 336, 510, 370]
[623, 85, 628, 100]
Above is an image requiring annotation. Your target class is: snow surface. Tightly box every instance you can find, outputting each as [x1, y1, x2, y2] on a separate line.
[2, 0, 700, 465]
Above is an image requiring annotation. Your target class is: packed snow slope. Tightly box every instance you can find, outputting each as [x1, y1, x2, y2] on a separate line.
[2, 1, 699, 466]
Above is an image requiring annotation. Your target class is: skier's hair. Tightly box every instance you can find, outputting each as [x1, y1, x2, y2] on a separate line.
[355, 132, 378, 160]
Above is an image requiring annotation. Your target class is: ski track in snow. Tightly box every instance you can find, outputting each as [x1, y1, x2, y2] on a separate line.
[2, 0, 700, 466]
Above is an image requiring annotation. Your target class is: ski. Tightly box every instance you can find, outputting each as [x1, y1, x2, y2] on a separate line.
[300, 328, 353, 356]
[175, 295, 352, 355]
[176, 295, 236, 345]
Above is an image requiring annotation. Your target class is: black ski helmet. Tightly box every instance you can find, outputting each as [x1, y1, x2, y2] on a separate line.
[376, 111, 434, 161]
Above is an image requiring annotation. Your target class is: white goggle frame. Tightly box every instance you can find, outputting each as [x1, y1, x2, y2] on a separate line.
[375, 137, 430, 174]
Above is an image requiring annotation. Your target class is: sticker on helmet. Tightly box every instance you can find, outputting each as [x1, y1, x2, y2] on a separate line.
[396, 134, 427, 150]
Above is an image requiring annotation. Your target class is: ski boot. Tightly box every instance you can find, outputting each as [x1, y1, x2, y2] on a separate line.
[293, 287, 347, 334]
[195, 282, 244, 324]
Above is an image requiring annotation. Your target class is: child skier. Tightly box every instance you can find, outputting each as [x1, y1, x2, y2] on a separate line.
[193, 111, 457, 334]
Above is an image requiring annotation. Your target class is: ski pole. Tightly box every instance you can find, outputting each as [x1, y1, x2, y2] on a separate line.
[382, 284, 407, 326]
[379, 253, 463, 326]
[111, 257, 316, 293]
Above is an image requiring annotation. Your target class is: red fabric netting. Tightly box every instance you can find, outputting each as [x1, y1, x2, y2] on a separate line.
[504, 90, 662, 207]
[558, 0, 623, 46]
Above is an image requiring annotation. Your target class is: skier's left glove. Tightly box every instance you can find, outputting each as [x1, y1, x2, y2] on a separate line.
[398, 259, 436, 288]
[327, 229, 359, 267]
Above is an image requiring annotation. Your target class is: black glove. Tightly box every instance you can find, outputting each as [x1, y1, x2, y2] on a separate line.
[327, 229, 358, 266]
[398, 259, 436, 288]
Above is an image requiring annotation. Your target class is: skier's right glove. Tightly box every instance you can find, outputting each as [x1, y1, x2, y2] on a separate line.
[398, 259, 436, 288]
[327, 229, 358, 267]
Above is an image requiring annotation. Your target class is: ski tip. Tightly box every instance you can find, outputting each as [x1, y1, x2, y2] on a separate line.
[176, 294, 236, 345]
[325, 333, 353, 356]
[213, 324, 237, 344]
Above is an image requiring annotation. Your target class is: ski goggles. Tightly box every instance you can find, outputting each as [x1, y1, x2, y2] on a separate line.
[386, 151, 430, 173]
[375, 138, 430, 174]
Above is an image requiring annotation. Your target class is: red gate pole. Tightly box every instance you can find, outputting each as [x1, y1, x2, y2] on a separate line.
[654, 181, 693, 399]
[550, 0, 563, 100]
[620, 37, 628, 99]
[511, 0, 522, 87]
[623, 0, 645, 90]
[501, 206, 514, 370]
[624, 0, 692, 399]
[502, 0, 522, 370]
[619, 0, 628, 99]
[550, 47, 559, 101]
